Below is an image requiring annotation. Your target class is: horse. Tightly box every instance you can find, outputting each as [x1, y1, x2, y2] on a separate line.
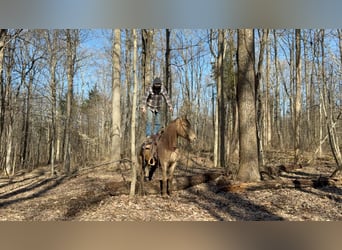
[139, 132, 163, 181]
[138, 116, 196, 196]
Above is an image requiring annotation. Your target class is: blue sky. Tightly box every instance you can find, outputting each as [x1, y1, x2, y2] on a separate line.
[72, 29, 341, 117]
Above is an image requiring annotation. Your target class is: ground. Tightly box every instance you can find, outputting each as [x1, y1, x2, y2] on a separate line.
[0, 151, 341, 221]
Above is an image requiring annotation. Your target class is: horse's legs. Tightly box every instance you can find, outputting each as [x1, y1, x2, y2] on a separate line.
[161, 163, 168, 196]
[148, 163, 157, 181]
[138, 155, 145, 196]
[167, 162, 177, 195]
[143, 163, 150, 181]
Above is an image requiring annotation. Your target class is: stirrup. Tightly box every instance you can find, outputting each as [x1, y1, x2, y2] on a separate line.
[148, 157, 156, 166]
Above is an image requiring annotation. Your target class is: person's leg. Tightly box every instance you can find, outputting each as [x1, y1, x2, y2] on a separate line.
[154, 111, 161, 135]
[146, 109, 153, 137]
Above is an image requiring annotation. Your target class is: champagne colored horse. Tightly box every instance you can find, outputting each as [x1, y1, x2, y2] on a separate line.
[138, 116, 196, 196]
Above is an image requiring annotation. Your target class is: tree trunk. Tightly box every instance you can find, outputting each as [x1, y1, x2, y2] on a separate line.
[265, 31, 271, 148]
[256, 29, 269, 168]
[142, 29, 153, 92]
[123, 29, 132, 153]
[21, 73, 33, 168]
[106, 173, 221, 196]
[217, 176, 342, 193]
[338, 29, 342, 65]
[303, 31, 311, 148]
[236, 29, 260, 182]
[141, 29, 153, 139]
[49, 65, 56, 175]
[294, 29, 302, 164]
[111, 29, 122, 162]
[165, 29, 172, 124]
[217, 29, 226, 169]
[46, 30, 58, 176]
[130, 29, 138, 197]
[0, 29, 7, 143]
[208, 30, 219, 168]
[320, 29, 342, 176]
[64, 29, 78, 174]
[273, 30, 283, 149]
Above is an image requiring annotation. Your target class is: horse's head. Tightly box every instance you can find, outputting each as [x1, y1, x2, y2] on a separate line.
[177, 116, 196, 142]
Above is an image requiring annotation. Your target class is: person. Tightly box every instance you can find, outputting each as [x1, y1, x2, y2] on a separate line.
[141, 77, 173, 137]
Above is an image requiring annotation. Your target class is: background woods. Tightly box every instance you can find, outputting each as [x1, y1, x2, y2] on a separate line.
[0, 29, 341, 180]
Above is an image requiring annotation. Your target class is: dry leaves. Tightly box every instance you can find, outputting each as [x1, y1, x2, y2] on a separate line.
[0, 153, 341, 221]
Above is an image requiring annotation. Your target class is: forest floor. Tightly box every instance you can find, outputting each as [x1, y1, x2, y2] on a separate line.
[0, 150, 341, 221]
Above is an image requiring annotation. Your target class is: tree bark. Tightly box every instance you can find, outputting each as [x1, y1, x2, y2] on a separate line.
[0, 29, 7, 143]
[46, 30, 58, 176]
[141, 29, 153, 139]
[217, 29, 226, 169]
[256, 29, 269, 168]
[208, 30, 219, 168]
[236, 29, 260, 182]
[105, 173, 221, 196]
[338, 29, 342, 66]
[217, 176, 342, 193]
[165, 29, 172, 124]
[142, 29, 153, 92]
[294, 29, 302, 164]
[130, 29, 138, 196]
[111, 29, 121, 162]
[63, 29, 78, 174]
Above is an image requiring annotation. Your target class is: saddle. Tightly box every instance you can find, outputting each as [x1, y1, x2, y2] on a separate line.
[141, 128, 164, 166]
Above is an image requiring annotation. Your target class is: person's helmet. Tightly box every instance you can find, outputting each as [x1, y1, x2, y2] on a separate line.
[153, 77, 162, 87]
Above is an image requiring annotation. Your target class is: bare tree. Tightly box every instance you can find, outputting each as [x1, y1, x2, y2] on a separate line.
[338, 29, 342, 65]
[0, 29, 8, 143]
[111, 29, 121, 163]
[165, 29, 172, 124]
[236, 29, 260, 182]
[255, 29, 269, 168]
[64, 29, 79, 174]
[272, 30, 283, 149]
[294, 29, 302, 164]
[140, 29, 154, 138]
[320, 29, 342, 176]
[217, 29, 225, 168]
[45, 30, 60, 176]
[130, 29, 138, 196]
[208, 29, 220, 168]
[142, 30, 153, 91]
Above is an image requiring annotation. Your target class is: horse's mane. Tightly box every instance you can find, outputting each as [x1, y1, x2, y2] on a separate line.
[159, 118, 179, 151]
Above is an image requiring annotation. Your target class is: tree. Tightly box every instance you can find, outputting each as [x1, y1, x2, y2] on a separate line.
[217, 29, 225, 168]
[255, 29, 269, 168]
[141, 29, 153, 138]
[0, 29, 8, 142]
[130, 29, 138, 196]
[141, 29, 153, 91]
[45, 30, 60, 176]
[320, 29, 342, 176]
[236, 29, 260, 182]
[111, 29, 121, 163]
[272, 30, 283, 149]
[165, 29, 172, 124]
[64, 29, 79, 174]
[294, 29, 302, 164]
[208, 29, 224, 168]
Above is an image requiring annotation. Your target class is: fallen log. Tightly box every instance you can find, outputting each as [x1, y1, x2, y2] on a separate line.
[217, 176, 342, 193]
[105, 172, 221, 196]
